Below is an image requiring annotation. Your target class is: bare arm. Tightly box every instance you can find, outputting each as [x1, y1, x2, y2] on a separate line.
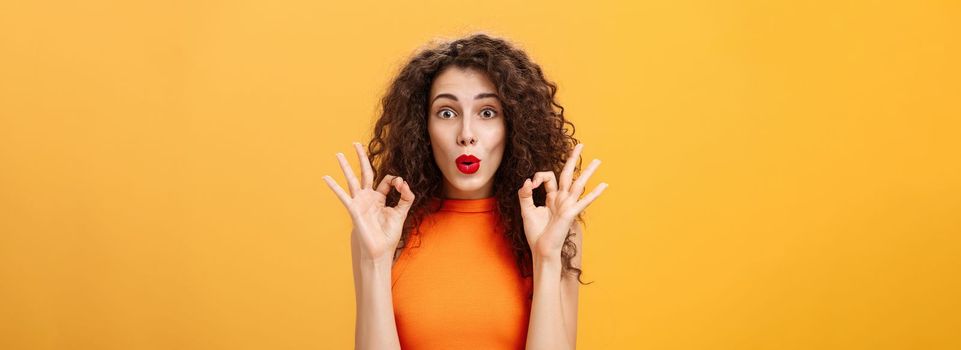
[527, 222, 583, 350]
[323, 142, 413, 350]
[518, 143, 605, 350]
[352, 231, 401, 350]
[527, 255, 574, 350]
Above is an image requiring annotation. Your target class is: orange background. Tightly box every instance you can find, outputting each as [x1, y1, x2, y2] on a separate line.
[1, 0, 959, 349]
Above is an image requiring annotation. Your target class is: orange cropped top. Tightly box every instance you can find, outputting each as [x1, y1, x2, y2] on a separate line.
[391, 196, 533, 349]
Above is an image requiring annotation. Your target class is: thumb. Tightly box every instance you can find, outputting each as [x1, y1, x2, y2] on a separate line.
[517, 178, 535, 212]
[393, 177, 415, 214]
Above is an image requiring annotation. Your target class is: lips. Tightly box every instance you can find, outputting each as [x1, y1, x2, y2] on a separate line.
[456, 154, 481, 174]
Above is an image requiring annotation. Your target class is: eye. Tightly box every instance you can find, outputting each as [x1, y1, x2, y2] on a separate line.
[480, 108, 498, 119]
[438, 108, 456, 119]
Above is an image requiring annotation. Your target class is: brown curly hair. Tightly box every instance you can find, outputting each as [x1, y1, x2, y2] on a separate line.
[366, 32, 592, 290]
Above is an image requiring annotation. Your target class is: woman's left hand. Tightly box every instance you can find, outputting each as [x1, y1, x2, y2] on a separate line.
[517, 143, 608, 260]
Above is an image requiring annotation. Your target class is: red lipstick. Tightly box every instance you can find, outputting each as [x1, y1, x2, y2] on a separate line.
[456, 154, 481, 174]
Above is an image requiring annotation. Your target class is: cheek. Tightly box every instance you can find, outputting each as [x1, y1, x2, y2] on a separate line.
[427, 121, 439, 143]
[476, 117, 506, 140]
[428, 120, 454, 142]
[427, 124, 453, 158]
[485, 124, 507, 162]
[490, 121, 507, 146]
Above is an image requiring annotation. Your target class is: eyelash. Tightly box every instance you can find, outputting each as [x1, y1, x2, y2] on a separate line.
[437, 107, 498, 119]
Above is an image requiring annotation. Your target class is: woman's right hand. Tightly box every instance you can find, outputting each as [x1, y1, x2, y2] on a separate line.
[323, 142, 415, 264]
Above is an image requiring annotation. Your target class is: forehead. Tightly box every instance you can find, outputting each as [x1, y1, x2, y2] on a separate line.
[429, 66, 497, 97]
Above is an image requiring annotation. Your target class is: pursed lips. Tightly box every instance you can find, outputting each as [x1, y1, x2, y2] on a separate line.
[455, 154, 481, 174]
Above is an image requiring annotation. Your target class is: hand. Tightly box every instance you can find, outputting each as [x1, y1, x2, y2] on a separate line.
[323, 142, 415, 264]
[517, 143, 608, 259]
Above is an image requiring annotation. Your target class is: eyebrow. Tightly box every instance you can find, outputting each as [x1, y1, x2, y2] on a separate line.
[431, 92, 500, 104]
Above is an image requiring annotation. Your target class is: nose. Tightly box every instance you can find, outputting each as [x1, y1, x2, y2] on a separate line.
[457, 119, 476, 146]
[458, 134, 476, 146]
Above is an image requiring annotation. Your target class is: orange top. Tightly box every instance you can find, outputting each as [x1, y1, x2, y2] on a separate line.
[391, 196, 533, 349]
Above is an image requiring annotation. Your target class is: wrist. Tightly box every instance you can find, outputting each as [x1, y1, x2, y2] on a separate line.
[533, 254, 562, 272]
[532, 247, 563, 262]
[359, 256, 394, 276]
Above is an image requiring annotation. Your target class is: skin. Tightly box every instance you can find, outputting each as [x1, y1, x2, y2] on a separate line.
[323, 67, 608, 350]
[428, 66, 507, 199]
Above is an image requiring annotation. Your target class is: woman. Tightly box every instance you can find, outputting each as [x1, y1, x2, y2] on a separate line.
[323, 33, 607, 349]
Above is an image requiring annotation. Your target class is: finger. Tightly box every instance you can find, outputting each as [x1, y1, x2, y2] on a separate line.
[375, 174, 400, 197]
[517, 178, 535, 211]
[336, 152, 361, 196]
[392, 177, 415, 213]
[574, 182, 608, 213]
[559, 143, 584, 193]
[353, 142, 374, 189]
[531, 171, 559, 209]
[571, 159, 601, 197]
[531, 171, 558, 194]
[322, 175, 351, 207]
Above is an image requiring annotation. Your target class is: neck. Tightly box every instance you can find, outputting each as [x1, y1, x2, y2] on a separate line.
[442, 178, 494, 199]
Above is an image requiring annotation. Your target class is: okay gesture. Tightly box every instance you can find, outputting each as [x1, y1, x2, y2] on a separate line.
[517, 143, 608, 259]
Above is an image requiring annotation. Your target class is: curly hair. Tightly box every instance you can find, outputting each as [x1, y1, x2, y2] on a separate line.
[366, 32, 592, 291]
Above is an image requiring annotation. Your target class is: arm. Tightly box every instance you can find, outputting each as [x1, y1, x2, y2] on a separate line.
[527, 254, 574, 350]
[352, 231, 402, 350]
[527, 221, 583, 350]
[323, 143, 414, 350]
[518, 143, 606, 350]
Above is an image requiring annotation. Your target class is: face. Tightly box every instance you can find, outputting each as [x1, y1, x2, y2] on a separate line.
[428, 66, 507, 199]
